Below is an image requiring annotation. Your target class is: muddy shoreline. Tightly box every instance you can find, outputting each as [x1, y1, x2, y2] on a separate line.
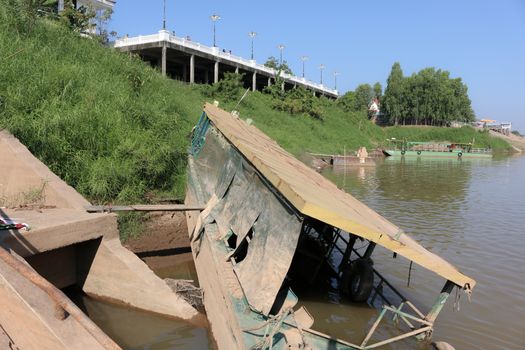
[123, 212, 193, 270]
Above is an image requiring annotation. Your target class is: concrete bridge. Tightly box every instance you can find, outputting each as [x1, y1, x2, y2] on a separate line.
[114, 30, 339, 98]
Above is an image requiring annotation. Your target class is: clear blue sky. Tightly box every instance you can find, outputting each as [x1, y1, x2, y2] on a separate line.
[110, 0, 525, 132]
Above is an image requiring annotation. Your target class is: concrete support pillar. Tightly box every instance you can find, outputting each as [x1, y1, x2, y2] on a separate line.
[281, 81, 285, 92]
[235, 67, 239, 74]
[313, 90, 316, 97]
[268, 77, 272, 87]
[214, 61, 219, 84]
[189, 55, 195, 84]
[161, 45, 167, 76]
[252, 72, 257, 91]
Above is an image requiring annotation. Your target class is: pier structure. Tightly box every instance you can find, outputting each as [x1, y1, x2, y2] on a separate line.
[114, 30, 339, 98]
[0, 130, 202, 349]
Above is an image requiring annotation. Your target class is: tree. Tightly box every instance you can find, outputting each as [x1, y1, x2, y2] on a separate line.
[373, 82, 382, 99]
[354, 84, 374, 111]
[272, 86, 324, 120]
[94, 7, 114, 43]
[264, 56, 293, 75]
[382, 62, 405, 125]
[382, 63, 474, 126]
[337, 91, 356, 112]
[59, 1, 95, 34]
[210, 72, 245, 102]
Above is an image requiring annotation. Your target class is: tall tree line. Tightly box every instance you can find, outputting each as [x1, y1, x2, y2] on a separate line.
[382, 62, 475, 126]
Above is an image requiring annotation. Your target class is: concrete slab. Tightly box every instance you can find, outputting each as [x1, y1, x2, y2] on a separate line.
[0, 208, 117, 257]
[0, 130, 204, 343]
[0, 248, 120, 350]
[0, 130, 89, 210]
[82, 237, 204, 324]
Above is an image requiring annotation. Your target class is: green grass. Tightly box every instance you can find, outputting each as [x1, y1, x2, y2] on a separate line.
[224, 92, 382, 155]
[0, 3, 513, 237]
[0, 16, 205, 207]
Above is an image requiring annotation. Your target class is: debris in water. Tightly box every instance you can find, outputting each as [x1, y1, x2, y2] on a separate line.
[164, 278, 204, 310]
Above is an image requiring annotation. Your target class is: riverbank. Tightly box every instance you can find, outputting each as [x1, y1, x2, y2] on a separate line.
[0, 2, 514, 241]
[123, 212, 193, 270]
[489, 130, 525, 152]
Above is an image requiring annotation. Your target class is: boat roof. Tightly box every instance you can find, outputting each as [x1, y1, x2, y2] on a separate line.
[204, 103, 476, 290]
[389, 140, 473, 146]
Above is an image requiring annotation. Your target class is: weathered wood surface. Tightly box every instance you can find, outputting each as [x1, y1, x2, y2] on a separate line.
[85, 205, 206, 213]
[204, 102, 476, 289]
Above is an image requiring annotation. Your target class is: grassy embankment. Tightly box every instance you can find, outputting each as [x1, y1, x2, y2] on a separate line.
[0, 6, 512, 237]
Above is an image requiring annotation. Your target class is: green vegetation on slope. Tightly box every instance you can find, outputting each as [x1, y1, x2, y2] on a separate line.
[1, 5, 205, 205]
[0, 2, 513, 236]
[235, 92, 382, 155]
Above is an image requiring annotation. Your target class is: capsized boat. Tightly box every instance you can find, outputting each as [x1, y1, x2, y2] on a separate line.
[185, 103, 476, 349]
[383, 139, 492, 158]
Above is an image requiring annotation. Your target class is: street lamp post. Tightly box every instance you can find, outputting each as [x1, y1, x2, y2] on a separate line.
[278, 44, 285, 65]
[319, 64, 326, 85]
[300, 56, 309, 78]
[162, 0, 166, 30]
[210, 14, 221, 47]
[249, 31, 257, 60]
[333, 71, 339, 90]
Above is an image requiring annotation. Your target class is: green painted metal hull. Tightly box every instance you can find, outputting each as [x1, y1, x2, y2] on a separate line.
[383, 149, 492, 158]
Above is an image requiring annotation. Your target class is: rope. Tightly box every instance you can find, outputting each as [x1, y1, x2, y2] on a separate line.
[245, 307, 307, 350]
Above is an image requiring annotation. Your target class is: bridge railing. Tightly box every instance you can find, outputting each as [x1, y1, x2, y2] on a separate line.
[115, 31, 338, 96]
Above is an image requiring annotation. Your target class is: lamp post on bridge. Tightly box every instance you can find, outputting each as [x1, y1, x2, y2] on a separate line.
[278, 44, 285, 65]
[319, 64, 326, 85]
[300, 56, 309, 78]
[333, 70, 339, 90]
[249, 31, 257, 60]
[210, 14, 221, 47]
[162, 0, 166, 30]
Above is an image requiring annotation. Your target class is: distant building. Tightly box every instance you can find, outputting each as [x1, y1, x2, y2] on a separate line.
[58, 0, 116, 35]
[368, 98, 380, 123]
[450, 121, 465, 128]
[474, 119, 512, 135]
[58, 0, 116, 12]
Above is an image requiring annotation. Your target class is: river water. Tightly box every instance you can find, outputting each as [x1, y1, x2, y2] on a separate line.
[81, 155, 525, 349]
[75, 261, 215, 350]
[316, 155, 525, 349]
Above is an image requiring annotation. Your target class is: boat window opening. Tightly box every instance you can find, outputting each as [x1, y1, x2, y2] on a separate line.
[231, 229, 253, 263]
[226, 231, 237, 249]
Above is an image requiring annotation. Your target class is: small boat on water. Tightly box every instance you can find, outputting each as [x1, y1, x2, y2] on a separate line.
[185, 103, 476, 349]
[383, 139, 492, 158]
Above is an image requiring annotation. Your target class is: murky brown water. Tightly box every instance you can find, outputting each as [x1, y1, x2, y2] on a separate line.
[80, 155, 525, 349]
[75, 261, 214, 350]
[316, 155, 525, 349]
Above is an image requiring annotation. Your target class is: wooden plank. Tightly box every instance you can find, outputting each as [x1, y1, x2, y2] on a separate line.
[85, 205, 206, 213]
